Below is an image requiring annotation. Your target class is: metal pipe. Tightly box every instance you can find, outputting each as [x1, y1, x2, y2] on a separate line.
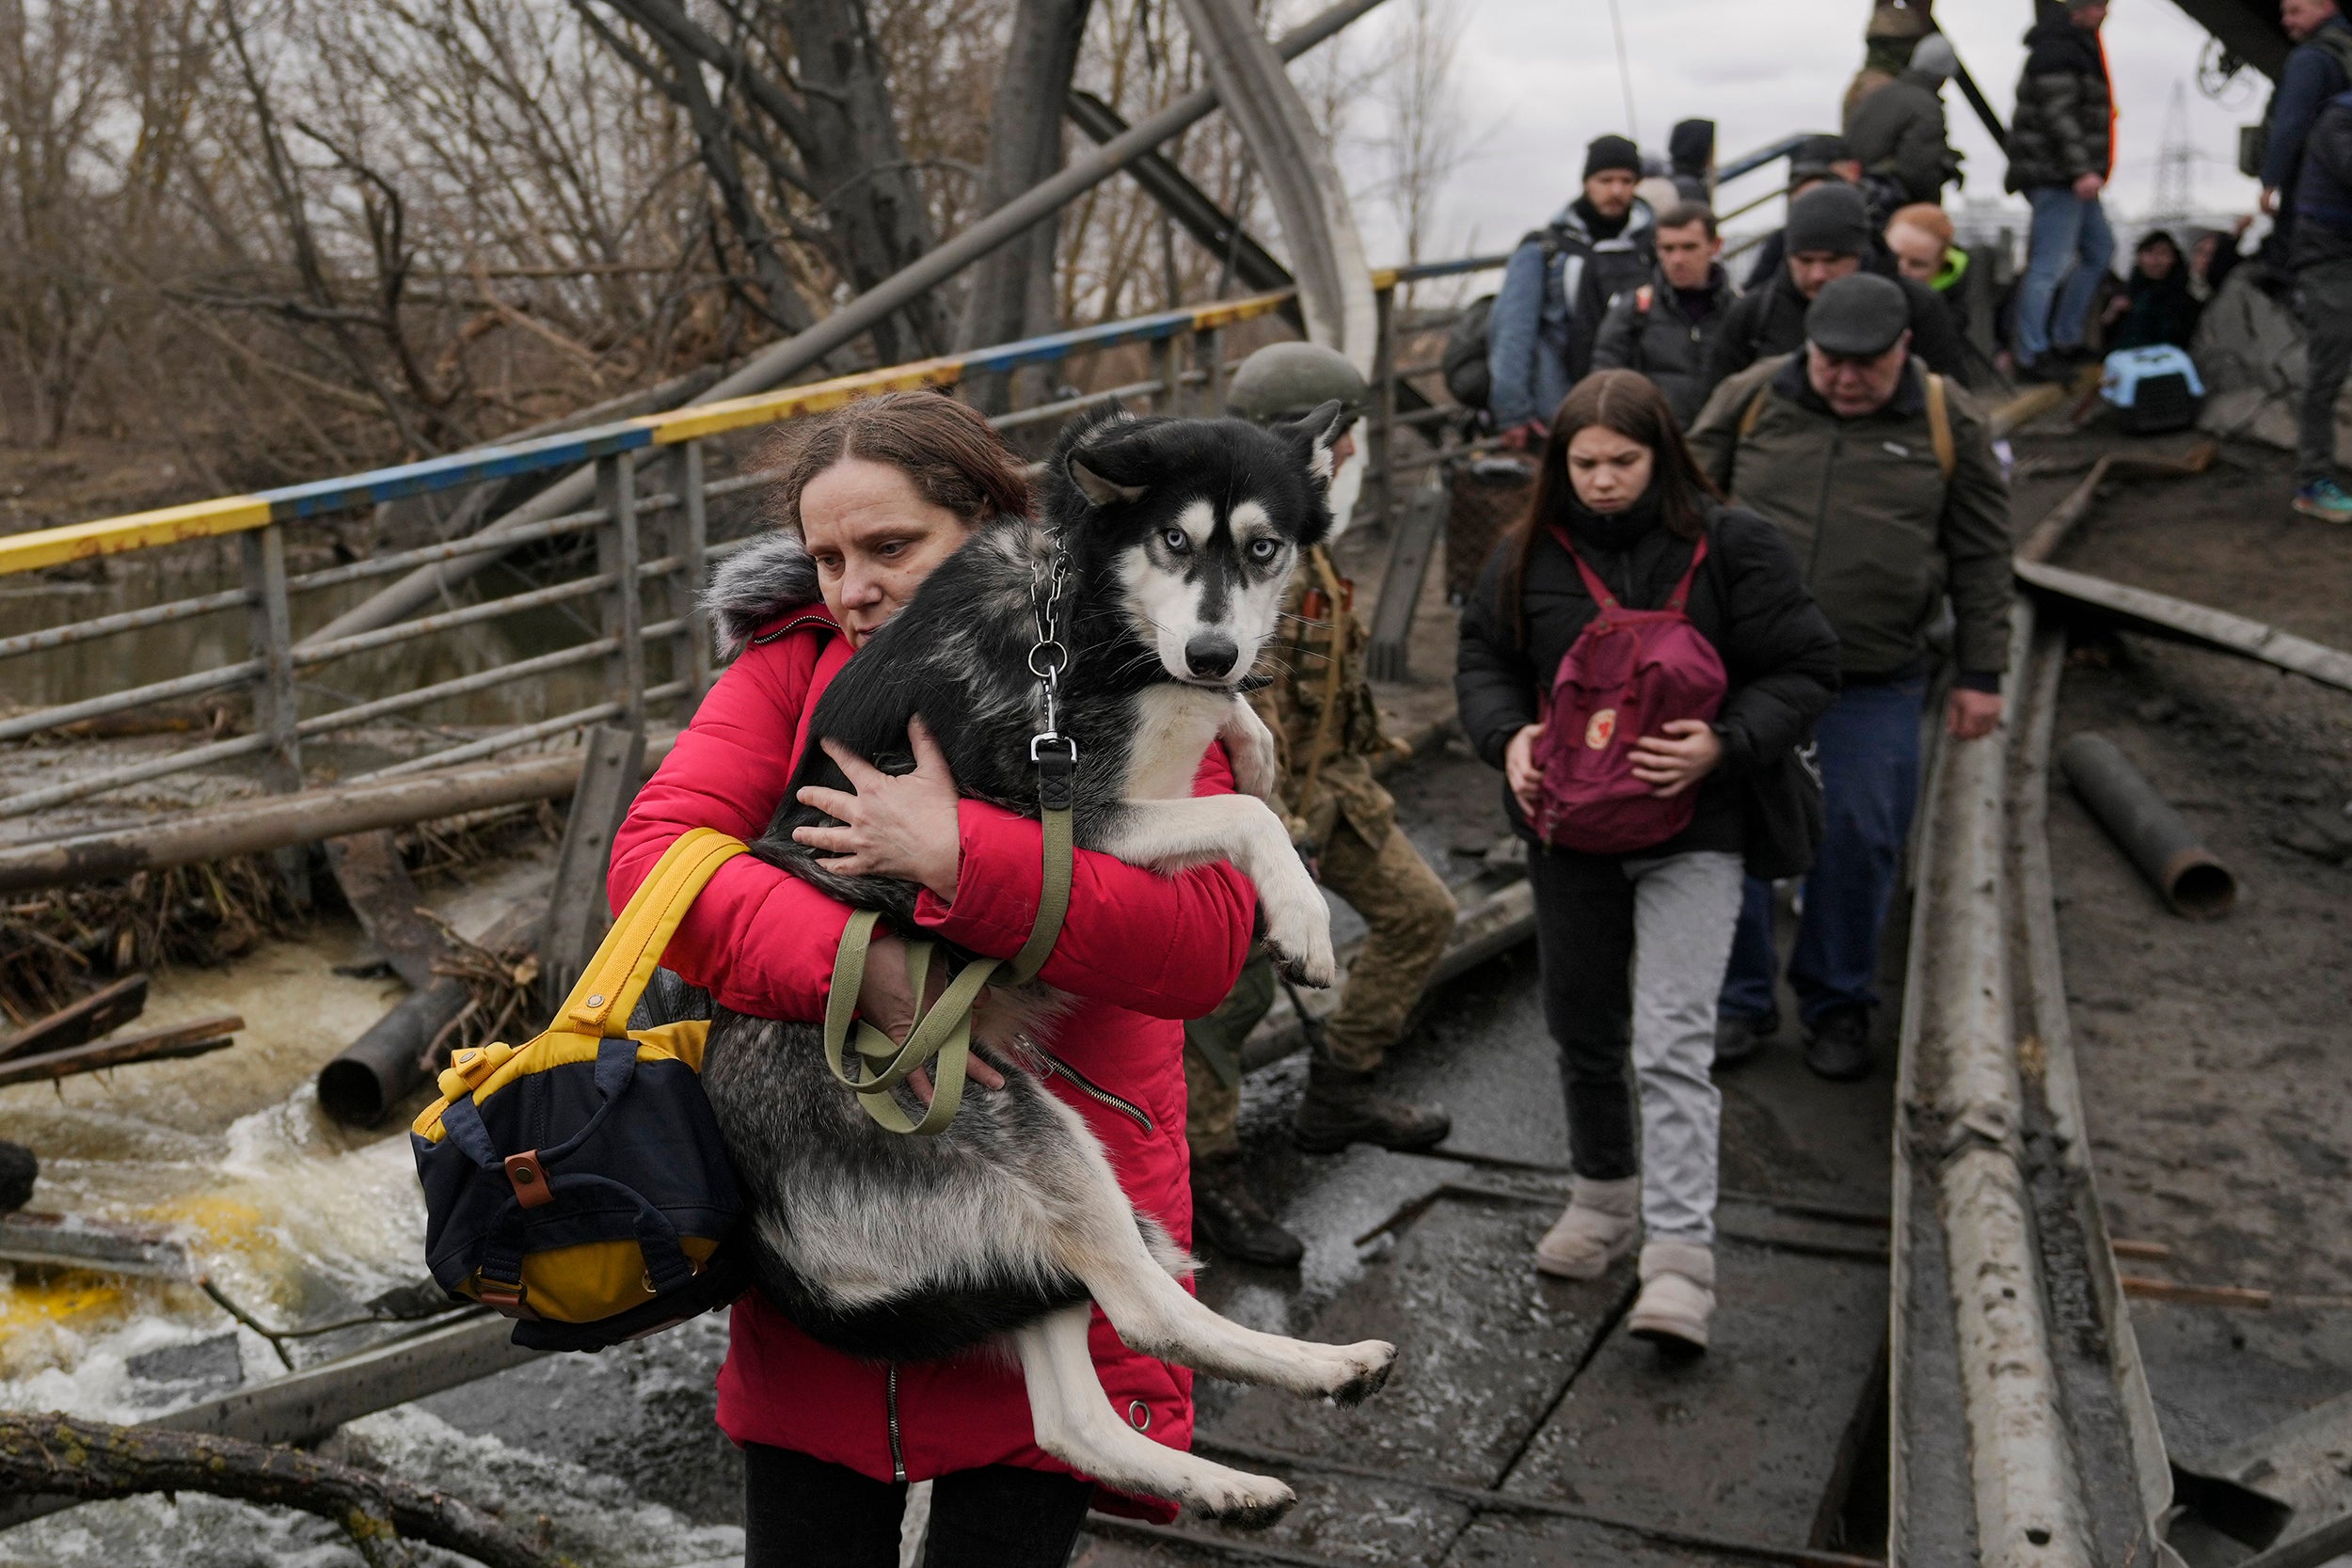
[2057, 733, 2236, 919]
[319, 900, 544, 1126]
[298, 0, 1392, 650]
[0, 587, 253, 663]
[0, 657, 262, 743]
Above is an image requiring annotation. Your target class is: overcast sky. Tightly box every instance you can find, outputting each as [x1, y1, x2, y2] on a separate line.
[1333, 0, 2271, 264]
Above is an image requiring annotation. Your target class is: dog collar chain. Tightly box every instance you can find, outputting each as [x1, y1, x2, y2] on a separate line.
[1028, 545, 1078, 810]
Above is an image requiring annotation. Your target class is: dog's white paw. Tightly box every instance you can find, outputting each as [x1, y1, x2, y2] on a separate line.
[1262, 882, 1337, 989]
[1221, 699, 1280, 804]
[1320, 1338, 1397, 1406]
[1187, 1467, 1296, 1529]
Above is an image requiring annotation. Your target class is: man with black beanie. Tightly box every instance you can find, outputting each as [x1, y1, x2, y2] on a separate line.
[1486, 133, 1657, 443]
[1701, 182, 1965, 403]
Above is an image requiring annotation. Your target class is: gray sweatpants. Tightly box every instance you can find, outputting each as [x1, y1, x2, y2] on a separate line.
[1528, 846, 1746, 1245]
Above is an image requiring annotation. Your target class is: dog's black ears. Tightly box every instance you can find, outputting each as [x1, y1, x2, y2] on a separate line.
[1067, 452, 1148, 509]
[1273, 400, 1348, 493]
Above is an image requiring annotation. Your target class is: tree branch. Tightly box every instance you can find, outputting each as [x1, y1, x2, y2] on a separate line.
[0, 1414, 562, 1568]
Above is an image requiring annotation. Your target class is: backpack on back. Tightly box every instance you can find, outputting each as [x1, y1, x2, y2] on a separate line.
[1443, 225, 1569, 415]
[1531, 531, 1728, 855]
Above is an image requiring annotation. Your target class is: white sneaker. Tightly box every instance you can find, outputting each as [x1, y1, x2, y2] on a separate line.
[1628, 1238, 1716, 1352]
[1534, 1177, 1640, 1280]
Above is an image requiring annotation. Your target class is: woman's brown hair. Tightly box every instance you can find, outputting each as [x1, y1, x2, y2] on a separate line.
[1497, 369, 1724, 645]
[760, 389, 1031, 535]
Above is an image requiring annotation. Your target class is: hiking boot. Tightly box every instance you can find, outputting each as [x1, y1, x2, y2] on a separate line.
[1804, 1005, 1874, 1082]
[2294, 478, 2352, 524]
[1191, 1151, 1304, 1267]
[1713, 1008, 1778, 1070]
[1292, 1062, 1451, 1154]
[1534, 1176, 1640, 1280]
[1628, 1238, 1716, 1354]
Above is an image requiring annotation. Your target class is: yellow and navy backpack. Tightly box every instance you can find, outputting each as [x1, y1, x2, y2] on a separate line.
[412, 828, 751, 1351]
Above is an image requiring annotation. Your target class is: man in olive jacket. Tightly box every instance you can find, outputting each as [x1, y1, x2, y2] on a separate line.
[1686, 274, 2011, 1081]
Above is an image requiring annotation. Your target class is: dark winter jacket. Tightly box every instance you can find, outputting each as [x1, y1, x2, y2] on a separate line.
[1486, 197, 1657, 428]
[1699, 266, 1967, 402]
[1454, 496, 1840, 858]
[2004, 15, 2113, 193]
[1686, 353, 2013, 686]
[2261, 14, 2352, 245]
[2290, 89, 2352, 271]
[1845, 69, 1960, 204]
[2108, 254, 2202, 351]
[1587, 262, 1739, 425]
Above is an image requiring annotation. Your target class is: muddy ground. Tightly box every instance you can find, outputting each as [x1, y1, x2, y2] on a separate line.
[2014, 430, 2352, 1503]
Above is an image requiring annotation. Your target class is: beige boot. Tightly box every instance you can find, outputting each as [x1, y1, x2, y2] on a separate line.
[1628, 1238, 1716, 1353]
[1534, 1177, 1640, 1279]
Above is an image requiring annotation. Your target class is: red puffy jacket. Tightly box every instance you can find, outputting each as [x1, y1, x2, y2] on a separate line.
[607, 595, 1257, 1521]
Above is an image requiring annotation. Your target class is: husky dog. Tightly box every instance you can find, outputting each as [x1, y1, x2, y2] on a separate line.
[693, 406, 1392, 1524]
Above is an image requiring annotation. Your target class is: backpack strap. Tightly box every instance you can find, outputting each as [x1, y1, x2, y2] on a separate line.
[1633, 284, 1654, 316]
[1665, 535, 1711, 612]
[560, 827, 750, 1038]
[1738, 384, 1772, 440]
[1547, 523, 1621, 611]
[1924, 372, 1956, 481]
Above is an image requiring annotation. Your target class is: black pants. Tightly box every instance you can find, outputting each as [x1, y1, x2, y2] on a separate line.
[742, 1443, 1094, 1568]
[2296, 259, 2352, 484]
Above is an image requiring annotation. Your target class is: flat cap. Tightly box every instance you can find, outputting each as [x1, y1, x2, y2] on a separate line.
[1806, 273, 1912, 358]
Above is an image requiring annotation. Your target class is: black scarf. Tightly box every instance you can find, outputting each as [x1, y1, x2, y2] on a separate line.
[1563, 487, 1662, 552]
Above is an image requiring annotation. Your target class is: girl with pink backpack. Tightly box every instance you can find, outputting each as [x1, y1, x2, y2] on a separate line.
[1454, 371, 1839, 1352]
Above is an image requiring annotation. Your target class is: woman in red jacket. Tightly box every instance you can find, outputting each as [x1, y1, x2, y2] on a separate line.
[608, 392, 1258, 1568]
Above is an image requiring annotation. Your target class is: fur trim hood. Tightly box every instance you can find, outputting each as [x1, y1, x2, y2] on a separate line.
[704, 529, 820, 662]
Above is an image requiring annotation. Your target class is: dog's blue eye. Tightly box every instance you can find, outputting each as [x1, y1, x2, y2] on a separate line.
[1247, 538, 1279, 563]
[1161, 528, 1189, 553]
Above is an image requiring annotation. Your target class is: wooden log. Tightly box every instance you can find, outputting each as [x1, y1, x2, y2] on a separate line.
[0, 974, 147, 1062]
[2013, 441, 2217, 565]
[0, 1015, 240, 1089]
[0, 1412, 556, 1568]
[0, 736, 675, 897]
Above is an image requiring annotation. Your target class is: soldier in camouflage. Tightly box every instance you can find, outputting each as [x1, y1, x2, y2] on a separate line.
[1185, 342, 1459, 1266]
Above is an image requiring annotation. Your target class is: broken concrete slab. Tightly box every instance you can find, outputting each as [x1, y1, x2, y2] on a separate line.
[1500, 1238, 1885, 1549]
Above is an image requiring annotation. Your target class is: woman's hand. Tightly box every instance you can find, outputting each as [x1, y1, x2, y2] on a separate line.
[852, 930, 1006, 1094]
[1503, 723, 1545, 816]
[1629, 719, 1724, 799]
[793, 717, 963, 902]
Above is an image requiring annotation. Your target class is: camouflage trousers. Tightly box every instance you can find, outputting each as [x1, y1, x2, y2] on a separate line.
[1183, 816, 1456, 1154]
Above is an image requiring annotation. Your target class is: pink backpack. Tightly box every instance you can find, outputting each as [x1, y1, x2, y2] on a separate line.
[1531, 528, 1728, 854]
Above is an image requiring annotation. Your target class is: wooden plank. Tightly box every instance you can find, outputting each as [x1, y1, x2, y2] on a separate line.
[0, 740, 675, 897]
[323, 832, 447, 990]
[1364, 479, 1447, 683]
[540, 724, 644, 1007]
[2015, 558, 2352, 694]
[0, 1212, 193, 1278]
[0, 1016, 240, 1089]
[1500, 1239, 1886, 1548]
[0, 974, 148, 1062]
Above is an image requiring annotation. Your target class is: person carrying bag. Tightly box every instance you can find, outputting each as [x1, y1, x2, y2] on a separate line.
[1454, 370, 1839, 1353]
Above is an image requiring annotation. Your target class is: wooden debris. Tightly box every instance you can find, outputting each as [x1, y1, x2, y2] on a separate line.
[2108, 1237, 2173, 1262]
[0, 1412, 557, 1568]
[0, 1212, 193, 1278]
[0, 974, 147, 1063]
[0, 1014, 240, 1090]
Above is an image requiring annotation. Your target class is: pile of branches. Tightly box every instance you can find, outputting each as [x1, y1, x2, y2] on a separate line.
[0, 858, 299, 1027]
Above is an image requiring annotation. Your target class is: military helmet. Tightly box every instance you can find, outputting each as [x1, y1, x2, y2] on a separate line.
[1225, 341, 1370, 425]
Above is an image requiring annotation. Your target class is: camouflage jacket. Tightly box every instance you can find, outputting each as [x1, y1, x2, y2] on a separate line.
[1247, 546, 1399, 849]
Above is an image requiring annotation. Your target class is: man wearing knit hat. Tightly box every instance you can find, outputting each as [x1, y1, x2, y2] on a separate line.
[1845, 32, 1964, 206]
[1702, 182, 1966, 403]
[1688, 273, 2013, 1081]
[1486, 133, 1656, 444]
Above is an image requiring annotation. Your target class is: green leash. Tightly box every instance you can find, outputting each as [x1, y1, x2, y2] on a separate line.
[819, 546, 1078, 1136]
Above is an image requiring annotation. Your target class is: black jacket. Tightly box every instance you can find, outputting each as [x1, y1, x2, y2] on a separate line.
[2291, 89, 2352, 270]
[1454, 498, 1841, 860]
[1700, 267, 1967, 401]
[1845, 70, 1961, 204]
[1587, 263, 1738, 425]
[2005, 17, 2113, 193]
